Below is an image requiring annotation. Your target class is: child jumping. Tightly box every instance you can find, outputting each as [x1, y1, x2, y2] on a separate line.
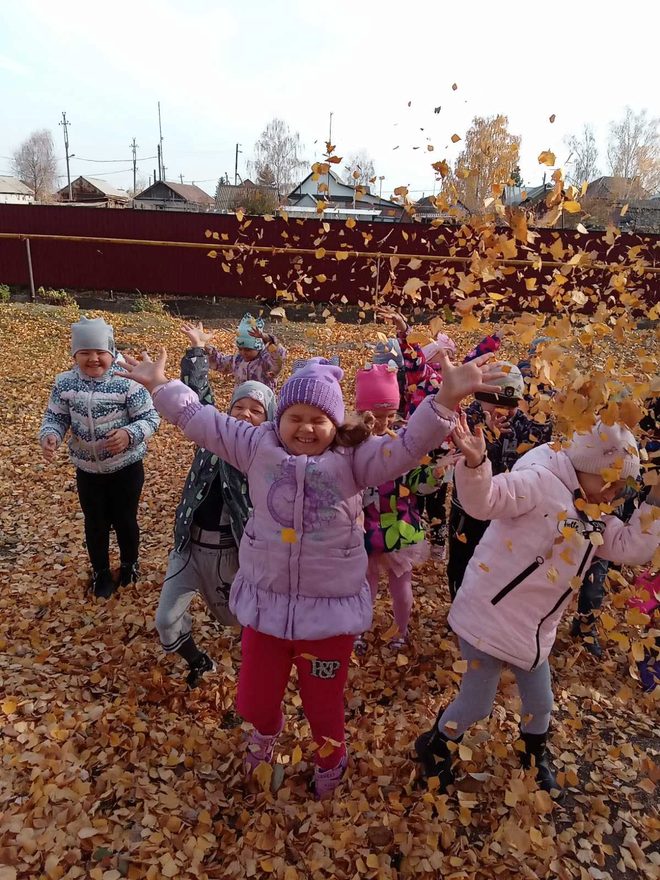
[206, 313, 286, 389]
[416, 416, 660, 795]
[354, 362, 449, 652]
[119, 348, 504, 798]
[155, 323, 275, 688]
[39, 316, 160, 599]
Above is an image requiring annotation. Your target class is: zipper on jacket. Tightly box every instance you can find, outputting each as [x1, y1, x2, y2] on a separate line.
[87, 385, 101, 467]
[491, 556, 545, 605]
[529, 541, 596, 668]
[531, 586, 572, 669]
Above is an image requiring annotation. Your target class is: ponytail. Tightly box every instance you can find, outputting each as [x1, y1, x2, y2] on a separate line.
[334, 411, 376, 448]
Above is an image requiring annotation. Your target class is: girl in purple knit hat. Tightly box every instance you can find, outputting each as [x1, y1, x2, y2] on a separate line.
[119, 349, 504, 798]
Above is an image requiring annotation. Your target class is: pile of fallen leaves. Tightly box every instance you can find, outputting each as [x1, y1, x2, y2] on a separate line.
[0, 303, 657, 880]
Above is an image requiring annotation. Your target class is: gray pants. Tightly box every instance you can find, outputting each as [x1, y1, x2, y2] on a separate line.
[437, 638, 554, 738]
[155, 543, 239, 652]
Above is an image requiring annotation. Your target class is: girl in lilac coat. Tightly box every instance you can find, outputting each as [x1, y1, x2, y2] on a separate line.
[120, 349, 503, 799]
[416, 415, 660, 797]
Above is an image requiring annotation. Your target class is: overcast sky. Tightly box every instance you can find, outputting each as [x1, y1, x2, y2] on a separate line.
[1, 0, 658, 198]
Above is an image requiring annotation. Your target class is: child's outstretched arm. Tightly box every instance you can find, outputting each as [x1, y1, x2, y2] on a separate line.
[118, 350, 261, 473]
[39, 379, 71, 460]
[452, 413, 543, 520]
[250, 327, 287, 379]
[596, 486, 660, 566]
[205, 341, 235, 374]
[181, 322, 215, 405]
[352, 353, 504, 489]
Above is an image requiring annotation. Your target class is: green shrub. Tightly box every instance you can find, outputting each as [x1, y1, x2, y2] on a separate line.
[131, 294, 167, 314]
[37, 286, 75, 306]
[0, 284, 10, 303]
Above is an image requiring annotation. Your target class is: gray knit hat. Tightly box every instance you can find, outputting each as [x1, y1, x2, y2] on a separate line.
[71, 316, 116, 356]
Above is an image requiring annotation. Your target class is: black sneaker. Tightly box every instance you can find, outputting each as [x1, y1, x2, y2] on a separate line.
[119, 562, 140, 587]
[93, 568, 116, 599]
[186, 653, 216, 689]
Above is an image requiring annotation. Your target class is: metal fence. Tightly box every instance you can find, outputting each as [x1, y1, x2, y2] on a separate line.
[0, 203, 658, 311]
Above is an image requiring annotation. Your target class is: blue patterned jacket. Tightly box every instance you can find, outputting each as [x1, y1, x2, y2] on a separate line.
[39, 364, 160, 474]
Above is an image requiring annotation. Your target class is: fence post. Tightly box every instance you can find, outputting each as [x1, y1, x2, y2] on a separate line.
[25, 238, 36, 302]
[373, 254, 382, 316]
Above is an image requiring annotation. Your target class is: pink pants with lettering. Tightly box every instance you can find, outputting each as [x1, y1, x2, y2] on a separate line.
[237, 626, 354, 769]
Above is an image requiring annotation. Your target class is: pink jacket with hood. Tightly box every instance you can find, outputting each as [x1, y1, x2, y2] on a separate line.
[449, 443, 660, 670]
[154, 380, 456, 641]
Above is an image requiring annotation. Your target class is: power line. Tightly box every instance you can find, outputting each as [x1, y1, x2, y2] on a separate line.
[71, 155, 157, 163]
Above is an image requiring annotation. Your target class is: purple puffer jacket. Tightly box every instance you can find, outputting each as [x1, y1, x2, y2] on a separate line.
[154, 381, 456, 640]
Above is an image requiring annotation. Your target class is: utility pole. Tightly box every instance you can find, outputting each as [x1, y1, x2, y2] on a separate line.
[179, 173, 184, 184]
[59, 112, 72, 201]
[130, 138, 139, 194]
[327, 112, 334, 202]
[234, 143, 242, 185]
[158, 101, 165, 181]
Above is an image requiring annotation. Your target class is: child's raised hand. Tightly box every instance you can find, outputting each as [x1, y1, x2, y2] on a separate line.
[485, 408, 511, 436]
[116, 349, 169, 394]
[40, 434, 58, 463]
[433, 352, 506, 411]
[376, 306, 407, 333]
[181, 321, 214, 348]
[433, 452, 460, 477]
[248, 326, 268, 342]
[452, 414, 486, 467]
[104, 428, 131, 455]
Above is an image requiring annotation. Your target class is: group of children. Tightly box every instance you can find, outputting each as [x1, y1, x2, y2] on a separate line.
[39, 309, 660, 801]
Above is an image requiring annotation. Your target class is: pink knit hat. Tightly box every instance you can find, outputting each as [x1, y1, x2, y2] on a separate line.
[276, 358, 345, 425]
[355, 363, 400, 412]
[565, 421, 640, 480]
[422, 333, 456, 365]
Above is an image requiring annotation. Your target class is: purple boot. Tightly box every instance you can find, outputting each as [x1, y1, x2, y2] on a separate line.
[314, 751, 348, 800]
[244, 716, 285, 774]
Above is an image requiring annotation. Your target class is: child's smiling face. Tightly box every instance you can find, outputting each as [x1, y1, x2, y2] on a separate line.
[279, 404, 337, 456]
[237, 345, 259, 362]
[74, 349, 113, 378]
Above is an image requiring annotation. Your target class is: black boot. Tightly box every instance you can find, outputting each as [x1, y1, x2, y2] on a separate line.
[119, 561, 139, 587]
[186, 652, 216, 689]
[520, 730, 562, 797]
[414, 717, 461, 791]
[570, 616, 603, 657]
[92, 568, 116, 600]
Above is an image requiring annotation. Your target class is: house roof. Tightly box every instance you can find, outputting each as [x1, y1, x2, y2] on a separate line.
[134, 180, 214, 206]
[161, 181, 215, 205]
[584, 176, 649, 201]
[288, 169, 399, 209]
[0, 175, 34, 195]
[214, 180, 275, 212]
[56, 176, 129, 200]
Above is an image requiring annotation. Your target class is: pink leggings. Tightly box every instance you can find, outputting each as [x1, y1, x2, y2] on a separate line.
[237, 627, 355, 769]
[367, 554, 413, 637]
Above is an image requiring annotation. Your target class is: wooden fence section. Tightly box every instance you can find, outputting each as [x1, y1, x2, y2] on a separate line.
[0, 204, 658, 311]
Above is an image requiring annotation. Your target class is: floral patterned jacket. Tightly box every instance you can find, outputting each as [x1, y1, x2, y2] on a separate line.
[363, 463, 439, 554]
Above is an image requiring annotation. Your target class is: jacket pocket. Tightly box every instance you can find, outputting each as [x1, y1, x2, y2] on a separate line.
[491, 556, 545, 605]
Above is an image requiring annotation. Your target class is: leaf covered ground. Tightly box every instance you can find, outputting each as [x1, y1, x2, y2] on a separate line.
[0, 303, 657, 880]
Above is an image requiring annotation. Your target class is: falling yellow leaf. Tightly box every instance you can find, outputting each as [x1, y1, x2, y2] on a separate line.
[281, 528, 297, 543]
[538, 150, 556, 166]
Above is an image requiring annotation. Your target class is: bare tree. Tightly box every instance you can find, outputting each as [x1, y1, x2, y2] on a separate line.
[11, 129, 58, 201]
[444, 114, 521, 213]
[343, 150, 376, 188]
[565, 124, 600, 187]
[126, 176, 147, 198]
[607, 107, 660, 194]
[250, 118, 306, 201]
